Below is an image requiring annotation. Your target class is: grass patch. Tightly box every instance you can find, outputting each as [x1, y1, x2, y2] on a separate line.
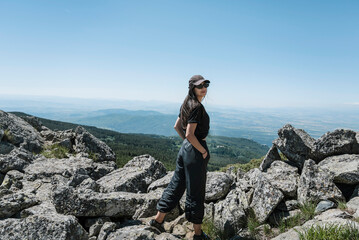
[87, 151, 99, 161]
[278, 213, 302, 233]
[40, 144, 69, 159]
[247, 208, 261, 237]
[219, 156, 265, 173]
[299, 201, 317, 221]
[201, 217, 226, 240]
[297, 223, 359, 240]
[2, 129, 15, 143]
[337, 200, 347, 211]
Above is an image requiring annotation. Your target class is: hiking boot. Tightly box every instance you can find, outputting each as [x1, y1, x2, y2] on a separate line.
[193, 229, 211, 240]
[148, 219, 165, 233]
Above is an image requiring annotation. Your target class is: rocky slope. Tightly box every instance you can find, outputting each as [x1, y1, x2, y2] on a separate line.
[1, 110, 359, 239]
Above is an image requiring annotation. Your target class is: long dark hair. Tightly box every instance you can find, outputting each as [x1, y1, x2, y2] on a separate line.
[179, 82, 205, 129]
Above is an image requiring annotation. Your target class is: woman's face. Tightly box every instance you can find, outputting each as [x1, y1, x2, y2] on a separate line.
[193, 82, 208, 99]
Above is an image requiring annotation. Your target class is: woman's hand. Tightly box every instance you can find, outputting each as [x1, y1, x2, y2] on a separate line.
[202, 151, 208, 159]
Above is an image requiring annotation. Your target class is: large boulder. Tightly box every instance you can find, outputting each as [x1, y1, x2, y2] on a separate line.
[205, 172, 233, 201]
[51, 185, 178, 219]
[318, 154, 359, 184]
[273, 124, 316, 169]
[213, 188, 248, 239]
[0, 110, 44, 153]
[0, 212, 88, 240]
[264, 160, 299, 198]
[314, 129, 359, 161]
[23, 155, 115, 181]
[97, 154, 166, 193]
[297, 159, 345, 204]
[0, 191, 38, 218]
[249, 172, 284, 223]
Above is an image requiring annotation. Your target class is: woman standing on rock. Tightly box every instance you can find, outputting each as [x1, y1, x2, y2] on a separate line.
[148, 75, 211, 240]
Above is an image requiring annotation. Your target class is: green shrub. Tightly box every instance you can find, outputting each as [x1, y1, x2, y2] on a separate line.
[87, 151, 99, 161]
[297, 223, 359, 240]
[337, 200, 347, 211]
[40, 144, 69, 159]
[201, 217, 225, 240]
[247, 208, 261, 237]
[299, 201, 317, 221]
[3, 129, 15, 143]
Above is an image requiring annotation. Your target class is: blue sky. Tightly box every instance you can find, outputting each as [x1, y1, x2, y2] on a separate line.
[1, 0, 358, 109]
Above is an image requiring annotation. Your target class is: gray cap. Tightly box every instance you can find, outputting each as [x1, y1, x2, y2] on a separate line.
[189, 75, 210, 86]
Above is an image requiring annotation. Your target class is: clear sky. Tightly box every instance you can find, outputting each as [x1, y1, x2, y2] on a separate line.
[1, 0, 358, 109]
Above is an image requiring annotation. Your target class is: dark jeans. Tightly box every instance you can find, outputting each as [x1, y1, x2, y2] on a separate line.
[156, 138, 210, 224]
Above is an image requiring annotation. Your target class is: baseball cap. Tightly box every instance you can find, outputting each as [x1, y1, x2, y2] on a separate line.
[189, 75, 210, 86]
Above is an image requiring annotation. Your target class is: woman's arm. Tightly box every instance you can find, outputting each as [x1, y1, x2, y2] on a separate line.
[174, 117, 186, 140]
[185, 122, 208, 159]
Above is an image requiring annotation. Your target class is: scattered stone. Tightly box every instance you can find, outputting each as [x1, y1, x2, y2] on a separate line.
[315, 200, 335, 213]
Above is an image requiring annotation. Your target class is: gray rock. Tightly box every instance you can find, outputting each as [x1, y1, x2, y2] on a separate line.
[0, 212, 88, 240]
[147, 171, 174, 192]
[0, 110, 44, 153]
[297, 159, 345, 204]
[97, 222, 117, 240]
[51, 185, 177, 219]
[86, 217, 112, 237]
[97, 154, 166, 193]
[106, 224, 156, 240]
[315, 200, 335, 213]
[20, 200, 57, 218]
[347, 196, 359, 218]
[155, 232, 182, 239]
[0, 191, 39, 218]
[314, 129, 359, 161]
[206, 171, 233, 201]
[213, 187, 247, 239]
[24, 155, 112, 181]
[0, 147, 34, 174]
[268, 209, 301, 226]
[20, 115, 44, 132]
[74, 126, 116, 162]
[259, 145, 281, 171]
[250, 172, 284, 223]
[318, 154, 359, 184]
[1, 169, 24, 190]
[273, 124, 316, 169]
[264, 160, 299, 198]
[0, 141, 14, 154]
[276, 200, 299, 211]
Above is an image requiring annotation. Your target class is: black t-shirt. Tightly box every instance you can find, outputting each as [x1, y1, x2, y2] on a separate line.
[178, 104, 210, 139]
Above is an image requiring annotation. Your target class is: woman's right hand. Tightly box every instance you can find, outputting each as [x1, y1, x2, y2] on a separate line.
[202, 151, 208, 159]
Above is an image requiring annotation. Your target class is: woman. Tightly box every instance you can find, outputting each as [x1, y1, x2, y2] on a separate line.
[148, 75, 211, 240]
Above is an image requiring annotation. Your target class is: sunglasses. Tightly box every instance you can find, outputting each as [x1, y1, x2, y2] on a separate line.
[194, 82, 210, 89]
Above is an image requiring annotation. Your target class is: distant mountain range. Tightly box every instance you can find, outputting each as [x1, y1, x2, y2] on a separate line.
[2, 95, 359, 147]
